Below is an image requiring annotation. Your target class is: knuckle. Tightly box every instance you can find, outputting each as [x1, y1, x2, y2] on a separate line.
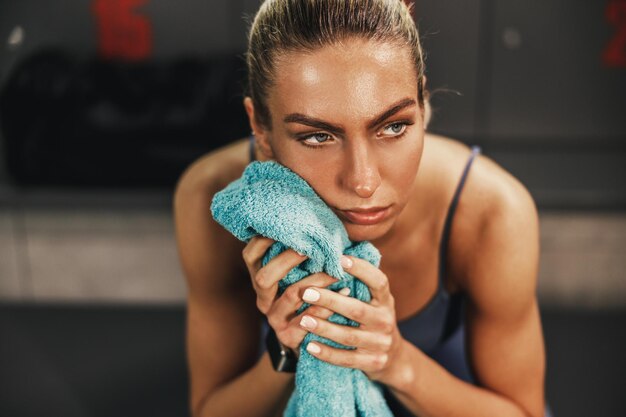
[342, 357, 355, 369]
[379, 313, 395, 334]
[255, 269, 272, 290]
[381, 319, 394, 335]
[349, 306, 365, 321]
[345, 332, 360, 347]
[380, 336, 393, 351]
[283, 286, 301, 304]
[373, 354, 388, 370]
[282, 285, 298, 302]
[374, 277, 389, 292]
[241, 246, 252, 264]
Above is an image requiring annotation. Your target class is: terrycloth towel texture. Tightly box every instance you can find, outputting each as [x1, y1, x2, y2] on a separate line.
[211, 161, 393, 417]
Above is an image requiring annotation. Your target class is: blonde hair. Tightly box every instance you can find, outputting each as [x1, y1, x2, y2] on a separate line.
[246, 0, 428, 129]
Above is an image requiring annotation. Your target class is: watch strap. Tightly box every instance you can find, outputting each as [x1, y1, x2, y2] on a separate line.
[265, 326, 298, 373]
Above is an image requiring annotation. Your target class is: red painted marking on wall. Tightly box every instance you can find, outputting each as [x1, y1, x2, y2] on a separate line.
[92, 0, 152, 61]
[603, 0, 626, 67]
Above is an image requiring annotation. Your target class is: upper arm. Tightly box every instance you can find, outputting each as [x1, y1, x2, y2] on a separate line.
[173, 158, 261, 416]
[463, 174, 546, 417]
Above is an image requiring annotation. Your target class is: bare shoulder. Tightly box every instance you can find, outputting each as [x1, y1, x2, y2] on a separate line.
[427, 134, 540, 302]
[173, 138, 252, 297]
[174, 138, 251, 196]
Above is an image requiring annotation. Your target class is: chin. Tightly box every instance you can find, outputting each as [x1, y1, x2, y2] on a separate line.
[343, 220, 393, 243]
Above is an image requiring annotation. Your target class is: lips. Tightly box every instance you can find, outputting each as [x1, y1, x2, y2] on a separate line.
[337, 205, 392, 225]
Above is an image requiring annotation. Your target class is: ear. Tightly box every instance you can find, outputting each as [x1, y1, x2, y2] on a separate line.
[243, 97, 274, 159]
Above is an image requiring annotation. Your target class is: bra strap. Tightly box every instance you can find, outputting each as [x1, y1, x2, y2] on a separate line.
[438, 145, 481, 293]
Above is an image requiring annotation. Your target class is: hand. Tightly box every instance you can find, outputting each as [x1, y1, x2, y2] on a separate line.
[242, 236, 347, 357]
[297, 255, 406, 384]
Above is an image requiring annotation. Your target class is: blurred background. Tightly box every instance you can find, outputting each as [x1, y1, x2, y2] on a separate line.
[0, 0, 624, 416]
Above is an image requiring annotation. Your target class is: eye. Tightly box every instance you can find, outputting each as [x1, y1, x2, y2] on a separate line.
[380, 122, 406, 137]
[302, 133, 332, 146]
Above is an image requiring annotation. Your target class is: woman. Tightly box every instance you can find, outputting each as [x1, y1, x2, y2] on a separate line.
[174, 1, 551, 416]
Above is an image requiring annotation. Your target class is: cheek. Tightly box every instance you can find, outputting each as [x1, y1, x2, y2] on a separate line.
[293, 158, 340, 201]
[381, 137, 424, 191]
[270, 141, 340, 197]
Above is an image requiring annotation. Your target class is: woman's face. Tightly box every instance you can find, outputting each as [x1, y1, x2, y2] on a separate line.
[253, 38, 425, 243]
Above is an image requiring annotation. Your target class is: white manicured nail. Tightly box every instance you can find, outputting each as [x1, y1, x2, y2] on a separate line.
[340, 256, 353, 269]
[300, 315, 317, 329]
[303, 288, 320, 302]
[339, 287, 351, 296]
[307, 343, 321, 354]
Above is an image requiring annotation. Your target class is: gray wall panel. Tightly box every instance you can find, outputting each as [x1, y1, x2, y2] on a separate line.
[145, 0, 240, 56]
[0, 0, 251, 87]
[487, 0, 626, 140]
[415, 0, 481, 139]
[0, 0, 96, 87]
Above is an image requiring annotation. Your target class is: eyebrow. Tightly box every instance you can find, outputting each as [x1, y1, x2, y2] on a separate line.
[283, 97, 417, 135]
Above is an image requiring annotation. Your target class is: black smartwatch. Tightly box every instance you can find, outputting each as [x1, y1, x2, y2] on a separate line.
[265, 327, 298, 373]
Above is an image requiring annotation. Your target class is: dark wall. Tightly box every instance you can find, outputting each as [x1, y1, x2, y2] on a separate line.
[1, 0, 625, 208]
[417, 0, 626, 209]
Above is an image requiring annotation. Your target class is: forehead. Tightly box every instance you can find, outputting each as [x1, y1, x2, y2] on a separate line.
[269, 38, 418, 123]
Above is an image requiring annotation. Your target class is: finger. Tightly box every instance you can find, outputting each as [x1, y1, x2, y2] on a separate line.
[279, 305, 336, 352]
[256, 248, 308, 291]
[298, 314, 392, 351]
[341, 255, 391, 303]
[268, 273, 338, 324]
[305, 341, 389, 374]
[242, 236, 275, 273]
[302, 287, 393, 331]
[254, 249, 307, 312]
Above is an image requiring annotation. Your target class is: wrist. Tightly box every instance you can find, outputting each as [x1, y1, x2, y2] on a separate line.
[381, 338, 418, 394]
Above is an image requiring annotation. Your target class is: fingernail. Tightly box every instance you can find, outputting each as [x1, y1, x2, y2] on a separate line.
[302, 288, 320, 302]
[296, 250, 305, 257]
[306, 342, 321, 354]
[300, 315, 317, 329]
[339, 287, 351, 296]
[340, 255, 353, 269]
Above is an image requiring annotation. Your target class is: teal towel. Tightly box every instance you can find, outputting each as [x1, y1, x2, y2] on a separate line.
[211, 161, 393, 417]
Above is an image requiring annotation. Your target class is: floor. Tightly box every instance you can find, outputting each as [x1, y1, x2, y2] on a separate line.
[0, 303, 624, 417]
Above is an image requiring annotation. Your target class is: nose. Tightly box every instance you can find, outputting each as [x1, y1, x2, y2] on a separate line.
[341, 141, 381, 198]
